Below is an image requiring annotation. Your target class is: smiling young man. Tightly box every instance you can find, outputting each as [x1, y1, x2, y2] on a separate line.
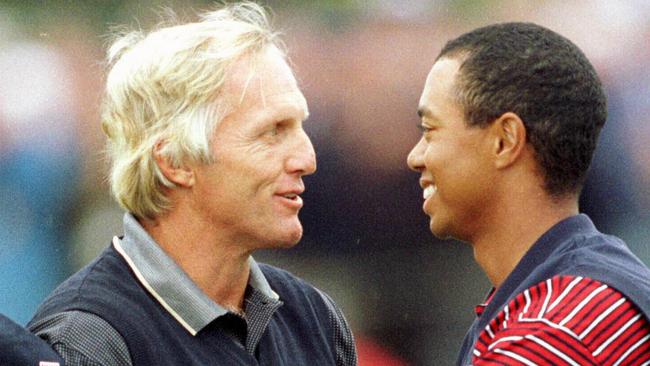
[408, 23, 650, 365]
[27, 3, 356, 365]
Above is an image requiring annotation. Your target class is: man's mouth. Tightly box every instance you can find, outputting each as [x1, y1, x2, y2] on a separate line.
[283, 193, 298, 201]
[423, 185, 437, 200]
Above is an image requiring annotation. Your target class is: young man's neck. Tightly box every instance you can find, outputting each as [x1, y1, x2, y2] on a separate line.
[472, 192, 579, 289]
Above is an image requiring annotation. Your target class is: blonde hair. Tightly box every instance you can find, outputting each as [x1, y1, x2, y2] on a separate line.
[101, 2, 281, 219]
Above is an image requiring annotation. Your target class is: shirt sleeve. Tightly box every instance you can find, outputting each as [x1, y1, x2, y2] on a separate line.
[475, 321, 599, 365]
[317, 289, 358, 366]
[473, 275, 650, 366]
[28, 310, 132, 366]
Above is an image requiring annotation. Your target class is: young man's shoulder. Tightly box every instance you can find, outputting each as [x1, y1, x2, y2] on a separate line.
[474, 275, 650, 365]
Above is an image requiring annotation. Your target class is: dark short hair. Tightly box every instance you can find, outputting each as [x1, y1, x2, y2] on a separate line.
[438, 22, 607, 197]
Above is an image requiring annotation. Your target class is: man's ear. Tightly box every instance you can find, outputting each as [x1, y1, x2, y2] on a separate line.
[153, 141, 195, 188]
[490, 112, 527, 169]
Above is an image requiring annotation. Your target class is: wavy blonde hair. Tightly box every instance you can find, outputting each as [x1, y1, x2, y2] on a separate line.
[101, 2, 281, 219]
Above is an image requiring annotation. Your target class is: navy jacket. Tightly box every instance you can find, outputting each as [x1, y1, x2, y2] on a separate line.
[30, 245, 337, 365]
[0, 314, 64, 366]
[458, 214, 650, 365]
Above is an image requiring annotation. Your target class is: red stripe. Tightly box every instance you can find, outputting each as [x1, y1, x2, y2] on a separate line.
[601, 320, 649, 364]
[472, 275, 650, 366]
[623, 337, 650, 365]
[587, 306, 640, 348]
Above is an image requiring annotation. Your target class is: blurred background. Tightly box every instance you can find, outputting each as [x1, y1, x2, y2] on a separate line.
[0, 0, 649, 364]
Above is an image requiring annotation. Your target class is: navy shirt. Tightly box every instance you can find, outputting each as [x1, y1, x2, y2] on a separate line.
[29, 214, 356, 365]
[457, 214, 650, 365]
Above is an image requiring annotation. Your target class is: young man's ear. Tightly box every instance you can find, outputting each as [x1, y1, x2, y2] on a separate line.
[491, 112, 527, 169]
[153, 141, 195, 188]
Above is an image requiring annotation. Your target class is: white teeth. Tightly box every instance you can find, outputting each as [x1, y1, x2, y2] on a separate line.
[423, 185, 436, 199]
[284, 193, 297, 199]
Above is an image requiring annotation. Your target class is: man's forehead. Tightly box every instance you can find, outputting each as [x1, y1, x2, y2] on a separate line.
[421, 59, 461, 100]
[222, 47, 302, 110]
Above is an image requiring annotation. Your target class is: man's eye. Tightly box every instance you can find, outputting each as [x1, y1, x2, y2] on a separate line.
[262, 125, 280, 137]
[419, 125, 433, 133]
[263, 122, 289, 138]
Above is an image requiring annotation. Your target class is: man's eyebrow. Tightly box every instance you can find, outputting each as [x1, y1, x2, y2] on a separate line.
[264, 105, 309, 126]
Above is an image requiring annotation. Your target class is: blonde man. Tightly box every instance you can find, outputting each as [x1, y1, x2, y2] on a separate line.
[28, 3, 356, 365]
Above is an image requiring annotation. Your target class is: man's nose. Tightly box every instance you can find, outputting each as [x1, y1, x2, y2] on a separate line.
[407, 137, 426, 172]
[286, 129, 317, 176]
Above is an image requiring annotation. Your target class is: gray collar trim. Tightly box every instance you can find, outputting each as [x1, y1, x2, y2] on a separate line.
[113, 213, 279, 335]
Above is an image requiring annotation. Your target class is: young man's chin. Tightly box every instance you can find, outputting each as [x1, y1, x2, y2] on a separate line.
[428, 216, 451, 240]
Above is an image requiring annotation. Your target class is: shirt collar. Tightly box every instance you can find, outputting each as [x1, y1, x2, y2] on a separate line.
[113, 213, 280, 336]
[499, 214, 596, 295]
[477, 214, 597, 324]
[474, 288, 495, 317]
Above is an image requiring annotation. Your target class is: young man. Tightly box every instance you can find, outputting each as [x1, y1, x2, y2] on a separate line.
[28, 3, 356, 365]
[408, 22, 650, 365]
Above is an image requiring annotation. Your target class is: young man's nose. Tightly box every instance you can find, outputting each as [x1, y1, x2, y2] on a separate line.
[407, 137, 426, 172]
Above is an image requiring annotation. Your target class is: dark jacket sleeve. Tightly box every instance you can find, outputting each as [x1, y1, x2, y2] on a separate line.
[0, 313, 65, 365]
[316, 290, 358, 366]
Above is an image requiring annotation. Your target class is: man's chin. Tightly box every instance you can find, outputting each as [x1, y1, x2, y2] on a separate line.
[284, 228, 304, 247]
[428, 218, 448, 240]
[265, 224, 303, 249]
[428, 218, 466, 243]
[268, 238, 301, 250]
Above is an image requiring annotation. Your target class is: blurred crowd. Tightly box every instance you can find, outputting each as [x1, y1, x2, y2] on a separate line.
[0, 1, 648, 364]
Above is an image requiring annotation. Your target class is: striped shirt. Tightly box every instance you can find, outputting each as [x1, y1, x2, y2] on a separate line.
[472, 275, 650, 365]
